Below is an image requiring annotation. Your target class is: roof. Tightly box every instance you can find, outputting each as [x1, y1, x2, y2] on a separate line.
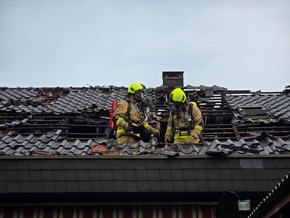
[0, 85, 290, 157]
[1, 85, 290, 206]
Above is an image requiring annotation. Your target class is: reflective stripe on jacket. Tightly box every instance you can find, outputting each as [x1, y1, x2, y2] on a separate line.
[174, 130, 189, 140]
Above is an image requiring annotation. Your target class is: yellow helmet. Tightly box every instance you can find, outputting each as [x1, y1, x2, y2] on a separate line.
[169, 88, 186, 103]
[128, 82, 144, 94]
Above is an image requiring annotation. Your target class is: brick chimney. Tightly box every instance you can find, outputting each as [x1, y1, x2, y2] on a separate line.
[162, 71, 184, 87]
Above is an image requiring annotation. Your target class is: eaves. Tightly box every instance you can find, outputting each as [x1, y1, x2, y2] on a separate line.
[1, 155, 290, 205]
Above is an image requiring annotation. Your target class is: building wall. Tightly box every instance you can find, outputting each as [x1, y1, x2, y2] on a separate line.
[0, 205, 214, 218]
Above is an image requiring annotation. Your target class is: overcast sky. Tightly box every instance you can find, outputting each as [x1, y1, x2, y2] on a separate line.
[1, 0, 289, 91]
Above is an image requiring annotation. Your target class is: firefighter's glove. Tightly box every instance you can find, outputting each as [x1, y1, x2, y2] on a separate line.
[143, 122, 159, 136]
[123, 122, 132, 132]
[191, 128, 201, 140]
[152, 114, 162, 121]
[165, 135, 172, 144]
[150, 127, 160, 137]
[184, 136, 196, 145]
[192, 128, 201, 136]
[131, 123, 141, 133]
[143, 122, 150, 129]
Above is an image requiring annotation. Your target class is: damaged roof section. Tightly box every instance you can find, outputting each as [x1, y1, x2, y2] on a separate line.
[0, 85, 290, 157]
[0, 86, 127, 115]
[232, 106, 280, 124]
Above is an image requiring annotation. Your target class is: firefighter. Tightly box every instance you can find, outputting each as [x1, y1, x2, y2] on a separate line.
[164, 88, 203, 145]
[113, 82, 159, 144]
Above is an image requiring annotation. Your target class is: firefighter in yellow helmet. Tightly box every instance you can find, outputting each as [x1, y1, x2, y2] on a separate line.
[113, 82, 160, 144]
[165, 88, 203, 145]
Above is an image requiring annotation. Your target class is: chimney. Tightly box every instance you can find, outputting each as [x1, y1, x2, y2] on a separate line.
[162, 71, 184, 87]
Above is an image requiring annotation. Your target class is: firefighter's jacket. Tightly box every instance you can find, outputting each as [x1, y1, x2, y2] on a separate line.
[113, 96, 160, 144]
[113, 96, 142, 143]
[165, 102, 203, 144]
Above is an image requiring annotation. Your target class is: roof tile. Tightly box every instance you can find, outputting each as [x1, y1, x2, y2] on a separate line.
[78, 181, 91, 192]
[183, 169, 196, 180]
[194, 170, 207, 180]
[5, 182, 19, 193]
[54, 181, 67, 192]
[196, 181, 209, 192]
[77, 170, 89, 181]
[88, 170, 101, 180]
[125, 181, 137, 192]
[138, 181, 150, 192]
[42, 171, 54, 181]
[136, 170, 148, 181]
[173, 181, 186, 192]
[66, 181, 78, 192]
[53, 170, 65, 181]
[207, 169, 219, 180]
[147, 170, 159, 181]
[171, 170, 183, 180]
[21, 181, 34, 193]
[185, 181, 198, 192]
[231, 169, 242, 180]
[241, 170, 256, 180]
[159, 170, 172, 181]
[221, 180, 234, 191]
[207, 181, 221, 191]
[123, 170, 136, 181]
[218, 169, 231, 180]
[265, 170, 279, 180]
[42, 181, 55, 192]
[100, 170, 113, 180]
[161, 181, 174, 192]
[244, 180, 258, 191]
[113, 181, 127, 192]
[149, 181, 162, 192]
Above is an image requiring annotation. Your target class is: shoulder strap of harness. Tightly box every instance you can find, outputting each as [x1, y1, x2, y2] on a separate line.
[125, 97, 131, 124]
